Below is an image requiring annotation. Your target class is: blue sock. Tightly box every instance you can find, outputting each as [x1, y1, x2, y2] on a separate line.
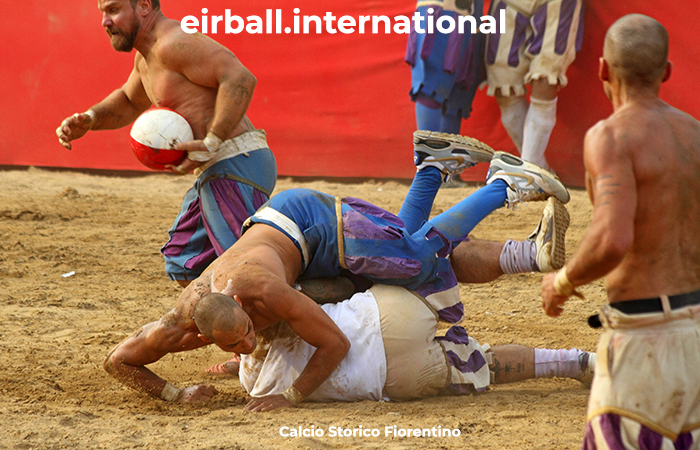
[415, 102, 442, 131]
[438, 112, 462, 134]
[399, 166, 443, 234]
[426, 180, 508, 242]
[415, 103, 462, 134]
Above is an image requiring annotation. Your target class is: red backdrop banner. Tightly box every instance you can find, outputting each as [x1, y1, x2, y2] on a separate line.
[1, 1, 697, 186]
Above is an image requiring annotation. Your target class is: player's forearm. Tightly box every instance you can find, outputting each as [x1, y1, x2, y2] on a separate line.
[565, 224, 630, 288]
[291, 337, 350, 399]
[102, 320, 196, 400]
[206, 70, 256, 140]
[103, 352, 170, 399]
[89, 88, 148, 131]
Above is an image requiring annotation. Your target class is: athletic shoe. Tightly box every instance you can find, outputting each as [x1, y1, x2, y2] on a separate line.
[528, 197, 570, 272]
[576, 351, 596, 387]
[413, 131, 495, 182]
[486, 151, 570, 205]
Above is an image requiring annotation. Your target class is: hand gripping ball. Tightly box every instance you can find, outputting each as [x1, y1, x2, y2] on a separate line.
[130, 108, 193, 171]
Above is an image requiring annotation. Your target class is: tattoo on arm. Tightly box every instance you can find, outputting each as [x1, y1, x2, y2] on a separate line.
[595, 189, 616, 206]
[220, 72, 252, 104]
[595, 175, 622, 207]
[230, 82, 250, 103]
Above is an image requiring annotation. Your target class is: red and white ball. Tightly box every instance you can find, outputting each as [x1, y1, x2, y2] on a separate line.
[130, 108, 193, 171]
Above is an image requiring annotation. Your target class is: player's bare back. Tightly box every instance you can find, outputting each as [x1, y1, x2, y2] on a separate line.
[176, 223, 305, 330]
[587, 99, 700, 301]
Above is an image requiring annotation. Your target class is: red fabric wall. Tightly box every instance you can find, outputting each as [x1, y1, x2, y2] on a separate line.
[1, 1, 697, 186]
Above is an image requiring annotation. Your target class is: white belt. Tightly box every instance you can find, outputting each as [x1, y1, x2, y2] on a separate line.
[193, 129, 268, 177]
[246, 206, 311, 268]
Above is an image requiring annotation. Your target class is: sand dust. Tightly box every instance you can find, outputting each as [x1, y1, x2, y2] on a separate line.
[0, 167, 603, 449]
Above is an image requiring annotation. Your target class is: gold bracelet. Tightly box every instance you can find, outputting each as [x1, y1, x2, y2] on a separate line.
[281, 384, 305, 406]
[553, 267, 584, 299]
[160, 382, 182, 402]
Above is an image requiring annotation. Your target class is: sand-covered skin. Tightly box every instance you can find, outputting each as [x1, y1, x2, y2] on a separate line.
[0, 167, 603, 449]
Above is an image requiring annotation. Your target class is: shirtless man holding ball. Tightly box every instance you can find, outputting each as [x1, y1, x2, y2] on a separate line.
[55, 0, 277, 287]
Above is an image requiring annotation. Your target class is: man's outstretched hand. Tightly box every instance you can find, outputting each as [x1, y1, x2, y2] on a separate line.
[56, 112, 95, 150]
[541, 272, 569, 317]
[178, 385, 219, 403]
[244, 394, 294, 412]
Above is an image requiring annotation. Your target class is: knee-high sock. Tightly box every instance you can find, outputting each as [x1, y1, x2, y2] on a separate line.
[415, 102, 462, 134]
[521, 96, 557, 169]
[427, 180, 508, 242]
[439, 114, 462, 134]
[399, 166, 443, 234]
[415, 102, 442, 131]
[499, 239, 538, 274]
[496, 95, 528, 153]
[534, 348, 589, 379]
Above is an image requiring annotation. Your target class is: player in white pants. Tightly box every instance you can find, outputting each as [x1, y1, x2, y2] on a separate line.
[238, 284, 594, 407]
[483, 0, 584, 170]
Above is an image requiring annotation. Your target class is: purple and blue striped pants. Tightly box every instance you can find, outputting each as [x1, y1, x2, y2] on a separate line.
[161, 149, 277, 281]
[583, 414, 700, 450]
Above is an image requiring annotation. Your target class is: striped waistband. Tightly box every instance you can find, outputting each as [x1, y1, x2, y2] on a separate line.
[194, 129, 268, 177]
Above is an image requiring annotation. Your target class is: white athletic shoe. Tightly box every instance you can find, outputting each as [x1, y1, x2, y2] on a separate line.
[413, 131, 495, 182]
[528, 197, 570, 272]
[486, 151, 570, 205]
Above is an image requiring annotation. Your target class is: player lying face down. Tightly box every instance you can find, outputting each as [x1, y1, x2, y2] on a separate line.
[104, 258, 354, 410]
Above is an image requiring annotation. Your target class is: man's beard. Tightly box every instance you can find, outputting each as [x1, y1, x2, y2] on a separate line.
[106, 17, 141, 52]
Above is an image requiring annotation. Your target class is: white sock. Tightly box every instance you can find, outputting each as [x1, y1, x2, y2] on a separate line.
[497, 95, 528, 153]
[521, 96, 557, 169]
[499, 239, 538, 274]
[534, 348, 588, 378]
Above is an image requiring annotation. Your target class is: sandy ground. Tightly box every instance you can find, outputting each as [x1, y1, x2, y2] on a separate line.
[0, 166, 605, 450]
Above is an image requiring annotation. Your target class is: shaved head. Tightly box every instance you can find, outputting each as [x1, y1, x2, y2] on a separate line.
[193, 293, 244, 341]
[604, 14, 669, 85]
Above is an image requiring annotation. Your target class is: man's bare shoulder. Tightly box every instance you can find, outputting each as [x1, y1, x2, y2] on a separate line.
[154, 18, 192, 42]
[664, 104, 700, 138]
[210, 245, 285, 295]
[584, 118, 610, 143]
[584, 117, 624, 158]
[154, 20, 230, 61]
[171, 281, 207, 326]
[585, 105, 665, 158]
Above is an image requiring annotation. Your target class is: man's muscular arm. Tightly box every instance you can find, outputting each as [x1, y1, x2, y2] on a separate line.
[88, 65, 152, 131]
[163, 34, 255, 147]
[56, 58, 151, 149]
[542, 122, 637, 316]
[103, 308, 217, 402]
[234, 268, 350, 411]
[204, 54, 256, 141]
